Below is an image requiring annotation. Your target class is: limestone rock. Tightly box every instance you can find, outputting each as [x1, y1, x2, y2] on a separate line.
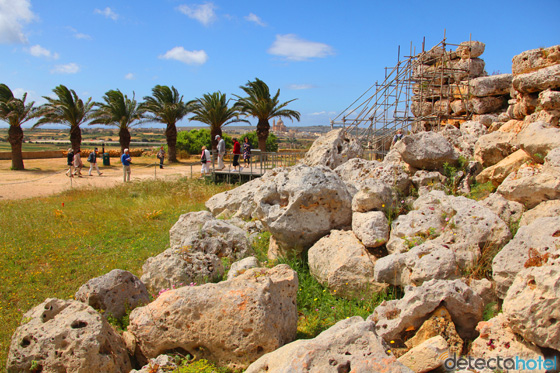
[450, 58, 486, 82]
[474, 131, 517, 167]
[374, 242, 460, 287]
[496, 163, 560, 209]
[369, 279, 484, 341]
[539, 88, 560, 110]
[544, 146, 560, 168]
[75, 269, 150, 319]
[130, 355, 177, 373]
[394, 131, 458, 170]
[498, 119, 526, 134]
[169, 211, 252, 259]
[351, 179, 394, 212]
[468, 96, 507, 115]
[301, 128, 363, 169]
[7, 298, 131, 372]
[205, 177, 265, 219]
[456, 41, 486, 59]
[467, 278, 499, 307]
[472, 114, 499, 127]
[141, 248, 224, 295]
[512, 45, 560, 75]
[460, 120, 487, 137]
[470, 313, 545, 372]
[128, 264, 298, 370]
[352, 211, 390, 248]
[253, 164, 352, 255]
[245, 317, 413, 373]
[411, 170, 447, 195]
[516, 121, 560, 161]
[475, 149, 533, 186]
[513, 64, 560, 93]
[520, 199, 560, 226]
[335, 158, 411, 196]
[308, 230, 385, 299]
[479, 192, 524, 227]
[469, 74, 513, 97]
[493, 217, 560, 298]
[503, 264, 560, 351]
[227, 256, 259, 280]
[398, 336, 448, 373]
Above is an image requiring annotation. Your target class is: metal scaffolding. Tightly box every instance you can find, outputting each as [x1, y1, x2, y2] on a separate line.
[335, 33, 476, 157]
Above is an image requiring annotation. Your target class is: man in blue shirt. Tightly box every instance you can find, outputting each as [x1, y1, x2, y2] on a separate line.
[121, 148, 132, 182]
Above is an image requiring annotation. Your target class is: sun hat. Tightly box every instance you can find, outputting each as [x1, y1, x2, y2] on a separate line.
[215, 135, 220, 140]
[124, 148, 129, 153]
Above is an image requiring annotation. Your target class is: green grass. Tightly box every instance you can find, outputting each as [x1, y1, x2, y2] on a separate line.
[0, 178, 232, 371]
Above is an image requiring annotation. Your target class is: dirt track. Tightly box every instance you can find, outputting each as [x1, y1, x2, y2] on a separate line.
[0, 157, 204, 200]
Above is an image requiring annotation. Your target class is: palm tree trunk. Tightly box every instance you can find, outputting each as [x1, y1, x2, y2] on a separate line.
[119, 126, 131, 154]
[166, 123, 178, 162]
[70, 125, 82, 152]
[256, 118, 270, 152]
[8, 125, 25, 170]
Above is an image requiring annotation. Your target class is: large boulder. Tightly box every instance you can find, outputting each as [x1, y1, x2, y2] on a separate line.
[519, 199, 560, 226]
[411, 170, 447, 195]
[352, 211, 390, 248]
[253, 164, 352, 255]
[512, 45, 560, 75]
[479, 192, 524, 227]
[75, 269, 150, 319]
[475, 149, 533, 186]
[374, 242, 460, 287]
[245, 317, 413, 373]
[468, 96, 507, 115]
[169, 211, 252, 259]
[468, 74, 513, 97]
[539, 88, 560, 111]
[205, 177, 265, 219]
[456, 40, 485, 59]
[226, 256, 259, 280]
[398, 336, 449, 373]
[474, 131, 517, 167]
[301, 128, 363, 169]
[387, 191, 511, 269]
[369, 279, 484, 341]
[512, 64, 560, 93]
[351, 179, 394, 212]
[492, 217, 560, 298]
[7, 298, 131, 372]
[308, 230, 385, 298]
[469, 313, 545, 372]
[503, 264, 560, 351]
[394, 131, 458, 170]
[128, 264, 298, 370]
[516, 121, 560, 162]
[450, 58, 486, 82]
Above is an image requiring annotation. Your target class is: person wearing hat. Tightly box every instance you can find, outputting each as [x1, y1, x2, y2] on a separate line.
[121, 148, 132, 182]
[87, 147, 103, 176]
[65, 148, 74, 177]
[216, 134, 226, 170]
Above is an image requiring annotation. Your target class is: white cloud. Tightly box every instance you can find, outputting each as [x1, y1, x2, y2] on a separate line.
[177, 3, 216, 26]
[75, 33, 92, 40]
[0, 0, 36, 44]
[268, 34, 334, 61]
[124, 73, 135, 80]
[245, 13, 265, 27]
[50, 63, 80, 74]
[27, 44, 59, 59]
[308, 111, 336, 116]
[159, 46, 208, 65]
[94, 7, 119, 21]
[288, 84, 315, 90]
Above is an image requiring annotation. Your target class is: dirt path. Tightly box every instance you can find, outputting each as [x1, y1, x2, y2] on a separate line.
[0, 157, 204, 200]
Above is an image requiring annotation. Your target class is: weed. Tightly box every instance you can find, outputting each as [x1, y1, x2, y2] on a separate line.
[467, 182, 496, 201]
[483, 302, 500, 321]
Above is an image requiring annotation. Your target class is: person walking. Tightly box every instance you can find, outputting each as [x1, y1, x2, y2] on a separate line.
[200, 145, 211, 177]
[156, 145, 165, 169]
[87, 147, 103, 176]
[65, 148, 74, 177]
[243, 136, 252, 167]
[232, 138, 242, 171]
[121, 148, 132, 182]
[216, 135, 226, 170]
[73, 149, 84, 177]
[392, 129, 404, 147]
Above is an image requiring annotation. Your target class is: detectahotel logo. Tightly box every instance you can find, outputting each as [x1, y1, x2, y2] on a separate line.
[440, 352, 557, 371]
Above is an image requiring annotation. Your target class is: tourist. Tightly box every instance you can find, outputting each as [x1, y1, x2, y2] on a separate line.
[87, 147, 103, 176]
[200, 145, 211, 177]
[121, 148, 132, 182]
[243, 137, 252, 167]
[216, 135, 226, 170]
[156, 145, 165, 169]
[232, 138, 242, 171]
[392, 129, 404, 147]
[73, 149, 83, 177]
[65, 148, 74, 177]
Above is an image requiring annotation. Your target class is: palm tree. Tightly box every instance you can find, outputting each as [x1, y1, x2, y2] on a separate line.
[34, 85, 94, 152]
[0, 84, 39, 170]
[189, 91, 248, 151]
[142, 85, 192, 162]
[235, 78, 301, 151]
[90, 90, 145, 153]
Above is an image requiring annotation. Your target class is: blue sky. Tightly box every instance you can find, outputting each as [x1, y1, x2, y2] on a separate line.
[1, 0, 559, 128]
